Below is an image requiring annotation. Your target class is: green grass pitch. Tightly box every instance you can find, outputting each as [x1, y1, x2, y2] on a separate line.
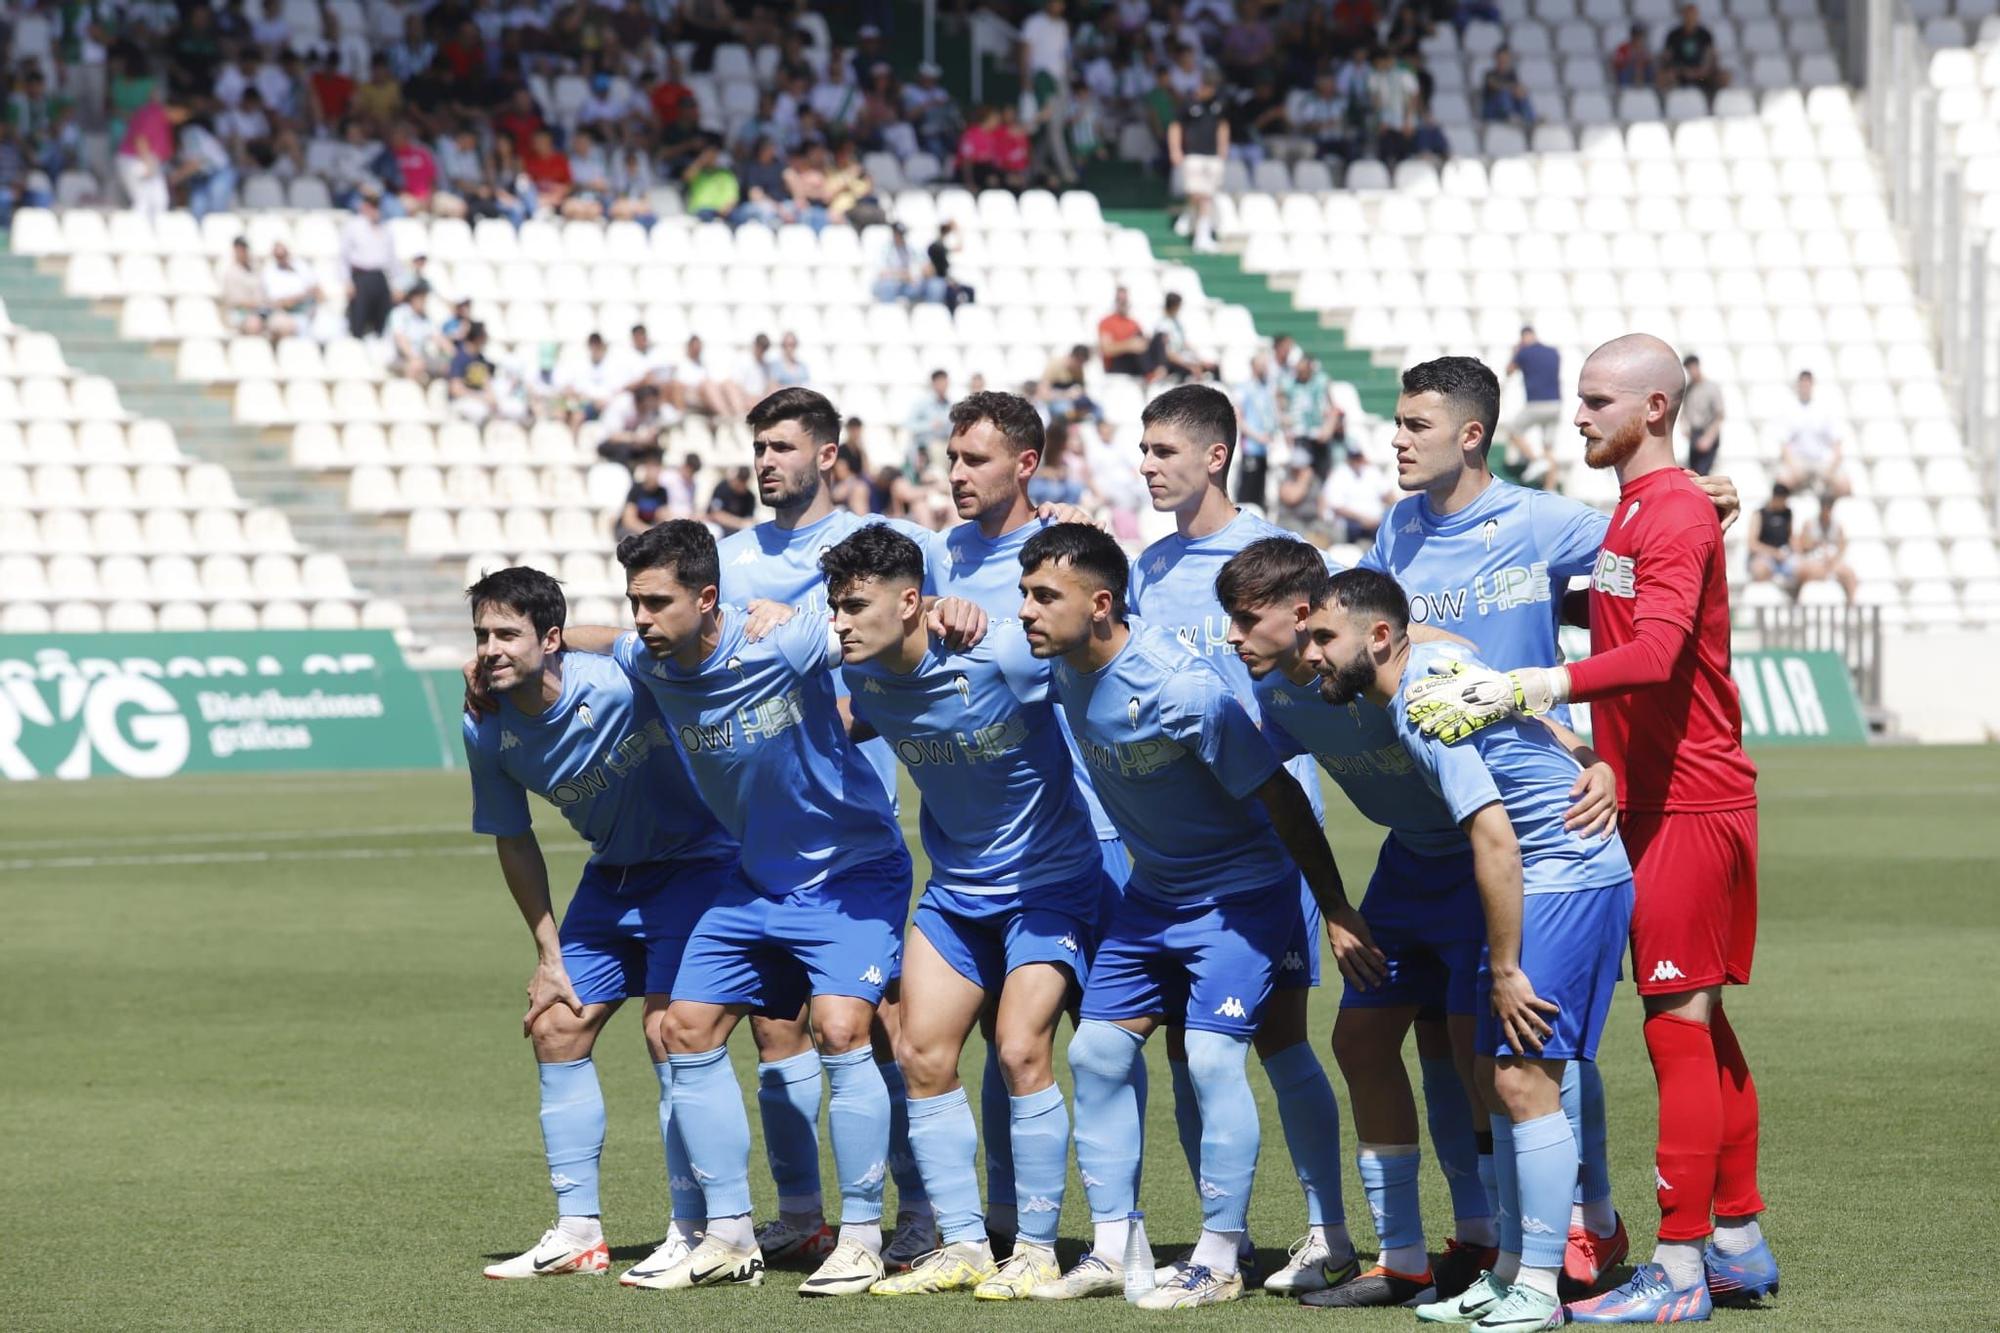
[3, 746, 1995, 1330]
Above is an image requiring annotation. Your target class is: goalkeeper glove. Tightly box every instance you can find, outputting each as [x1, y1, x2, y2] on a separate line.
[1404, 660, 1569, 743]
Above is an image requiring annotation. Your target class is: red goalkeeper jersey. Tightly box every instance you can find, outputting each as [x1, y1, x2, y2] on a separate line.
[1567, 466, 1758, 813]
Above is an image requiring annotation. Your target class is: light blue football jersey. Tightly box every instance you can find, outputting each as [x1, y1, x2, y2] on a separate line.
[1052, 621, 1293, 904]
[464, 650, 738, 868]
[843, 623, 1100, 900]
[1255, 670, 1469, 859]
[610, 609, 904, 895]
[1389, 642, 1632, 895]
[1361, 479, 1608, 722]
[927, 515, 1120, 842]
[1128, 508, 1340, 817]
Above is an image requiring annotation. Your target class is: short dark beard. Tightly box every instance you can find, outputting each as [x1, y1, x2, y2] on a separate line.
[1321, 645, 1376, 705]
[767, 469, 821, 517]
[1585, 416, 1645, 470]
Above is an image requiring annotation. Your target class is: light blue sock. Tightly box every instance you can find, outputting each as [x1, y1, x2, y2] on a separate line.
[1512, 1110, 1578, 1271]
[822, 1046, 890, 1224]
[1263, 1042, 1344, 1225]
[982, 1043, 1017, 1213]
[1575, 1059, 1612, 1208]
[1067, 1020, 1145, 1222]
[1478, 1145, 1500, 1221]
[1184, 1029, 1259, 1234]
[1491, 1113, 1521, 1258]
[906, 1088, 984, 1243]
[1420, 1055, 1491, 1223]
[1009, 1084, 1069, 1245]
[654, 1060, 703, 1227]
[538, 1057, 605, 1217]
[878, 1059, 928, 1211]
[1357, 1145, 1424, 1251]
[670, 1047, 752, 1217]
[756, 1050, 824, 1214]
[1168, 1057, 1203, 1182]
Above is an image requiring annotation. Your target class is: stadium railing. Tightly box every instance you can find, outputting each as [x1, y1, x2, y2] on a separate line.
[1739, 601, 1886, 713]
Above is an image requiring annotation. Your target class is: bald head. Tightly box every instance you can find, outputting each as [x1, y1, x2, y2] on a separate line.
[1575, 332, 1688, 475]
[1583, 333, 1687, 422]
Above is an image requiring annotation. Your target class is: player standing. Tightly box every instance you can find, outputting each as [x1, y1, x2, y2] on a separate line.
[717, 387, 940, 1269]
[1408, 334, 1775, 1322]
[1016, 523, 1383, 1308]
[557, 520, 916, 1296]
[1306, 569, 1634, 1332]
[463, 568, 741, 1286]
[1121, 384, 1353, 1294]
[816, 527, 1112, 1299]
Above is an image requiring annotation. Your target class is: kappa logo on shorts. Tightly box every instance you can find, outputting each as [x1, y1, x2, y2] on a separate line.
[1656, 1167, 1673, 1191]
[1648, 959, 1686, 983]
[860, 964, 884, 985]
[1059, 933, 1079, 952]
[500, 730, 519, 751]
[1213, 996, 1247, 1019]
[1281, 951, 1305, 971]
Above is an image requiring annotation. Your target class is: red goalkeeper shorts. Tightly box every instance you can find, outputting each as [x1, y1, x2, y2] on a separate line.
[1621, 805, 1758, 995]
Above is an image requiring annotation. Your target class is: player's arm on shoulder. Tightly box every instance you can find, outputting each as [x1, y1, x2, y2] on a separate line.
[1251, 768, 1384, 988]
[1461, 802, 1556, 1055]
[493, 830, 584, 1037]
[1562, 507, 1711, 703]
[1537, 715, 1618, 838]
[563, 625, 625, 654]
[775, 610, 843, 676]
[925, 593, 988, 649]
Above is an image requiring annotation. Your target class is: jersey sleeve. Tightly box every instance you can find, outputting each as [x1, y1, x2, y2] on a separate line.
[1623, 501, 1716, 634]
[463, 720, 533, 838]
[1532, 492, 1613, 578]
[610, 629, 649, 677]
[1356, 508, 1396, 573]
[1393, 712, 1503, 825]
[775, 611, 842, 677]
[1159, 662, 1282, 800]
[992, 626, 1052, 704]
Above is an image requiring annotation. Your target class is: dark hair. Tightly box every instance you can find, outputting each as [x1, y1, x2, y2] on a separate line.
[1019, 522, 1129, 622]
[1400, 356, 1501, 454]
[746, 385, 841, 445]
[1682, 353, 1700, 367]
[948, 390, 1044, 456]
[1322, 567, 1410, 633]
[615, 518, 719, 590]
[1215, 537, 1331, 615]
[819, 524, 927, 598]
[466, 565, 566, 638]
[1141, 382, 1237, 469]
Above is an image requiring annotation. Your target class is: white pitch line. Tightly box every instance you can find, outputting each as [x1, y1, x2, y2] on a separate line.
[0, 822, 467, 853]
[0, 844, 586, 873]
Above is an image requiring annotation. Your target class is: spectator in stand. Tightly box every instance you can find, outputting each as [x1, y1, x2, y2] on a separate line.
[561, 332, 625, 424]
[1681, 352, 1725, 474]
[927, 220, 973, 310]
[387, 124, 443, 217]
[1226, 72, 1292, 166]
[766, 332, 812, 388]
[1479, 47, 1535, 126]
[1612, 22, 1658, 88]
[1219, 0, 1280, 85]
[1236, 349, 1281, 507]
[676, 333, 753, 420]
[1283, 355, 1344, 477]
[616, 448, 672, 540]
[1275, 440, 1327, 535]
[171, 113, 236, 219]
[1098, 286, 1158, 378]
[1157, 292, 1219, 382]
[1746, 482, 1798, 591]
[824, 141, 881, 227]
[1027, 416, 1092, 508]
[1038, 344, 1098, 419]
[729, 138, 789, 226]
[733, 334, 774, 404]
[493, 88, 544, 158]
[1293, 69, 1348, 162]
[1019, 0, 1078, 185]
[1320, 442, 1395, 543]
[1796, 492, 1859, 604]
[386, 283, 453, 383]
[873, 222, 944, 304]
[447, 321, 509, 424]
[340, 188, 394, 338]
[1775, 369, 1851, 500]
[352, 57, 402, 129]
[708, 465, 759, 533]
[1171, 66, 1228, 252]
[682, 138, 740, 222]
[1370, 47, 1422, 166]
[616, 324, 680, 404]
[521, 127, 574, 214]
[906, 369, 955, 460]
[993, 104, 1033, 188]
[1504, 324, 1563, 486]
[598, 384, 676, 462]
[261, 242, 319, 339]
[1660, 4, 1728, 96]
[904, 62, 961, 158]
[781, 143, 836, 231]
[220, 237, 269, 336]
[1084, 415, 1146, 537]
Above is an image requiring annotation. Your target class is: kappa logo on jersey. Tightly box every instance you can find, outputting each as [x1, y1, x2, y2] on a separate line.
[1269, 689, 1294, 708]
[729, 546, 759, 565]
[861, 677, 886, 693]
[860, 964, 884, 985]
[577, 703, 594, 729]
[1213, 996, 1247, 1019]
[500, 730, 519, 751]
[1593, 549, 1638, 598]
[1401, 514, 1423, 535]
[1147, 554, 1168, 577]
[1648, 959, 1686, 983]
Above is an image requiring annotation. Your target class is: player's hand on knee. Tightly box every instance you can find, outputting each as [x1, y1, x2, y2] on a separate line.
[1326, 905, 1387, 990]
[1564, 761, 1620, 839]
[1490, 967, 1558, 1056]
[928, 595, 988, 649]
[523, 959, 584, 1037]
[742, 598, 795, 640]
[462, 657, 498, 719]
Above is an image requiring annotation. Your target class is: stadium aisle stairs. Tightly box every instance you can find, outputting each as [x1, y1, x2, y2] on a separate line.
[0, 247, 459, 654]
[1104, 207, 1403, 415]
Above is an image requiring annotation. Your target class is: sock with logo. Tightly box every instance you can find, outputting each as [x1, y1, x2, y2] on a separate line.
[1067, 1020, 1145, 1252]
[670, 1046, 753, 1218]
[1490, 1113, 1522, 1283]
[1512, 1109, 1578, 1274]
[756, 1050, 824, 1221]
[1264, 1042, 1346, 1229]
[538, 1058, 605, 1219]
[821, 1046, 891, 1225]
[1420, 1055, 1492, 1235]
[1008, 1083, 1069, 1246]
[654, 1060, 704, 1235]
[981, 1042, 1017, 1233]
[1168, 1057, 1204, 1184]
[1710, 1005, 1766, 1221]
[1184, 1029, 1259, 1237]
[905, 1087, 984, 1245]
[1644, 1012, 1723, 1242]
[1356, 1143, 1427, 1275]
[1562, 1059, 1616, 1234]
[878, 1059, 929, 1215]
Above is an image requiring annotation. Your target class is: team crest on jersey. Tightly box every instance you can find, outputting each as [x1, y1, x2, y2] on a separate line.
[953, 674, 971, 706]
[1622, 499, 1643, 526]
[1127, 696, 1141, 726]
[1481, 518, 1499, 551]
[577, 704, 594, 729]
